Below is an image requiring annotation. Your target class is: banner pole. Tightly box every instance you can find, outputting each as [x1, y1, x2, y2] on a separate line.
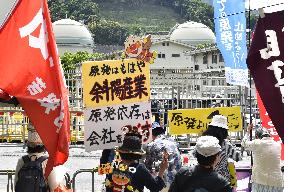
[248, 1, 253, 191]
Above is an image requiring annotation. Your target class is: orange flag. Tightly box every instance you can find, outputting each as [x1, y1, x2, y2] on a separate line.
[0, 0, 70, 177]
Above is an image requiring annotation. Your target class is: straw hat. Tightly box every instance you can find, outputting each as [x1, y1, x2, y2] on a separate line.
[196, 136, 221, 157]
[27, 122, 43, 147]
[209, 115, 228, 129]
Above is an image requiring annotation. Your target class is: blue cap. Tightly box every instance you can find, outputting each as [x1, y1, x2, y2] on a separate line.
[152, 122, 161, 129]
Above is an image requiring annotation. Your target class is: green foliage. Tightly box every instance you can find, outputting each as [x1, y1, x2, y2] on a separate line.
[47, 0, 99, 24]
[60, 51, 104, 72]
[48, 0, 215, 45]
[196, 43, 214, 49]
[97, 1, 184, 33]
[178, 0, 214, 30]
[89, 20, 129, 45]
[247, 12, 258, 31]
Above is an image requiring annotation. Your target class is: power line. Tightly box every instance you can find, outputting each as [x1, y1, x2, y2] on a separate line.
[213, 2, 284, 20]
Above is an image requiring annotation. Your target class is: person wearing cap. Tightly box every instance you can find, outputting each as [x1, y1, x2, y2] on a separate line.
[241, 124, 284, 191]
[144, 122, 181, 190]
[169, 136, 232, 192]
[14, 122, 48, 186]
[202, 115, 242, 183]
[105, 128, 168, 192]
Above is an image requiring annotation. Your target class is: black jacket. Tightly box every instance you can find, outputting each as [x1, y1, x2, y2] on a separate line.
[169, 165, 232, 192]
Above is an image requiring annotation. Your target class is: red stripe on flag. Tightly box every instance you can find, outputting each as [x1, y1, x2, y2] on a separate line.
[256, 91, 284, 160]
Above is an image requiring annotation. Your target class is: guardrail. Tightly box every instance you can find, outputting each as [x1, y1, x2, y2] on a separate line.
[0, 168, 253, 192]
[0, 170, 15, 192]
[72, 168, 98, 192]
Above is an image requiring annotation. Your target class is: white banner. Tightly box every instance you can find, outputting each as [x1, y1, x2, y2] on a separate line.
[84, 101, 152, 151]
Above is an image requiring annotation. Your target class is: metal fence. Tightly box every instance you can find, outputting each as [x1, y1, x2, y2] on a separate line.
[0, 170, 15, 192]
[0, 69, 259, 143]
[0, 168, 253, 192]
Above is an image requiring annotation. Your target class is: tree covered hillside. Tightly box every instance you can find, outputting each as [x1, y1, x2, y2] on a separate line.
[47, 0, 215, 45]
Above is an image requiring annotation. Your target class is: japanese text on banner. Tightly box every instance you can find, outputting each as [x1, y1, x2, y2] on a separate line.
[84, 102, 152, 151]
[247, 11, 284, 143]
[168, 106, 242, 135]
[0, 0, 70, 177]
[213, 0, 248, 86]
[82, 59, 150, 107]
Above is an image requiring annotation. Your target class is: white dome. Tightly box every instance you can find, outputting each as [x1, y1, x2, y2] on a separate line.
[170, 21, 216, 45]
[53, 19, 93, 46]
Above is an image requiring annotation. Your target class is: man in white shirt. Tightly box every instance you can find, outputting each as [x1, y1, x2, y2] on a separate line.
[242, 124, 284, 191]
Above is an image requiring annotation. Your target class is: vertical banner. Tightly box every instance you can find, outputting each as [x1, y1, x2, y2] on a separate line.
[247, 11, 284, 142]
[214, 0, 248, 86]
[256, 92, 284, 159]
[82, 59, 152, 151]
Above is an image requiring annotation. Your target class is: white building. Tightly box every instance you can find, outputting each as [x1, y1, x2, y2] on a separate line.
[149, 21, 258, 129]
[151, 21, 216, 70]
[53, 19, 94, 55]
[149, 21, 249, 109]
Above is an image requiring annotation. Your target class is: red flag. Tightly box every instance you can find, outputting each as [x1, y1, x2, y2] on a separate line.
[247, 11, 284, 142]
[0, 89, 11, 101]
[0, 0, 70, 177]
[256, 91, 284, 159]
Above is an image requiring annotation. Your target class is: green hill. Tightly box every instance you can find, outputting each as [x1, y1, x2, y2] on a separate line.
[97, 1, 185, 32]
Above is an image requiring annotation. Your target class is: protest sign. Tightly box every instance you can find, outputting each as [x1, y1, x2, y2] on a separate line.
[168, 106, 242, 135]
[82, 59, 150, 107]
[84, 101, 151, 151]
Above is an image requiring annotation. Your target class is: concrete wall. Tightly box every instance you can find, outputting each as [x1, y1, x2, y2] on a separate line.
[151, 41, 193, 69]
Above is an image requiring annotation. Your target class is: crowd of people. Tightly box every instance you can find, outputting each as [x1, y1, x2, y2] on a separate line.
[12, 114, 284, 192]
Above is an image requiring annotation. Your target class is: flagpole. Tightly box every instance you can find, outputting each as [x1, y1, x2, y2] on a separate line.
[248, 0, 254, 190]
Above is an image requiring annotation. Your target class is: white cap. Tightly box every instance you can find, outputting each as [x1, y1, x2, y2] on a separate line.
[196, 136, 221, 157]
[209, 115, 228, 129]
[27, 122, 43, 146]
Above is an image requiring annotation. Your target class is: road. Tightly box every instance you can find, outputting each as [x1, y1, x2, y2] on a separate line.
[0, 144, 105, 192]
[0, 143, 255, 192]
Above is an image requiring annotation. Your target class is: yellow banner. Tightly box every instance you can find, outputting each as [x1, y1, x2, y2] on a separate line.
[168, 106, 242, 135]
[82, 59, 150, 107]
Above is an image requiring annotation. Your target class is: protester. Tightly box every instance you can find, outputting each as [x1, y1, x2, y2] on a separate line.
[15, 122, 49, 192]
[144, 122, 181, 190]
[241, 124, 284, 191]
[15, 122, 69, 192]
[202, 115, 241, 183]
[169, 136, 232, 192]
[105, 128, 168, 192]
